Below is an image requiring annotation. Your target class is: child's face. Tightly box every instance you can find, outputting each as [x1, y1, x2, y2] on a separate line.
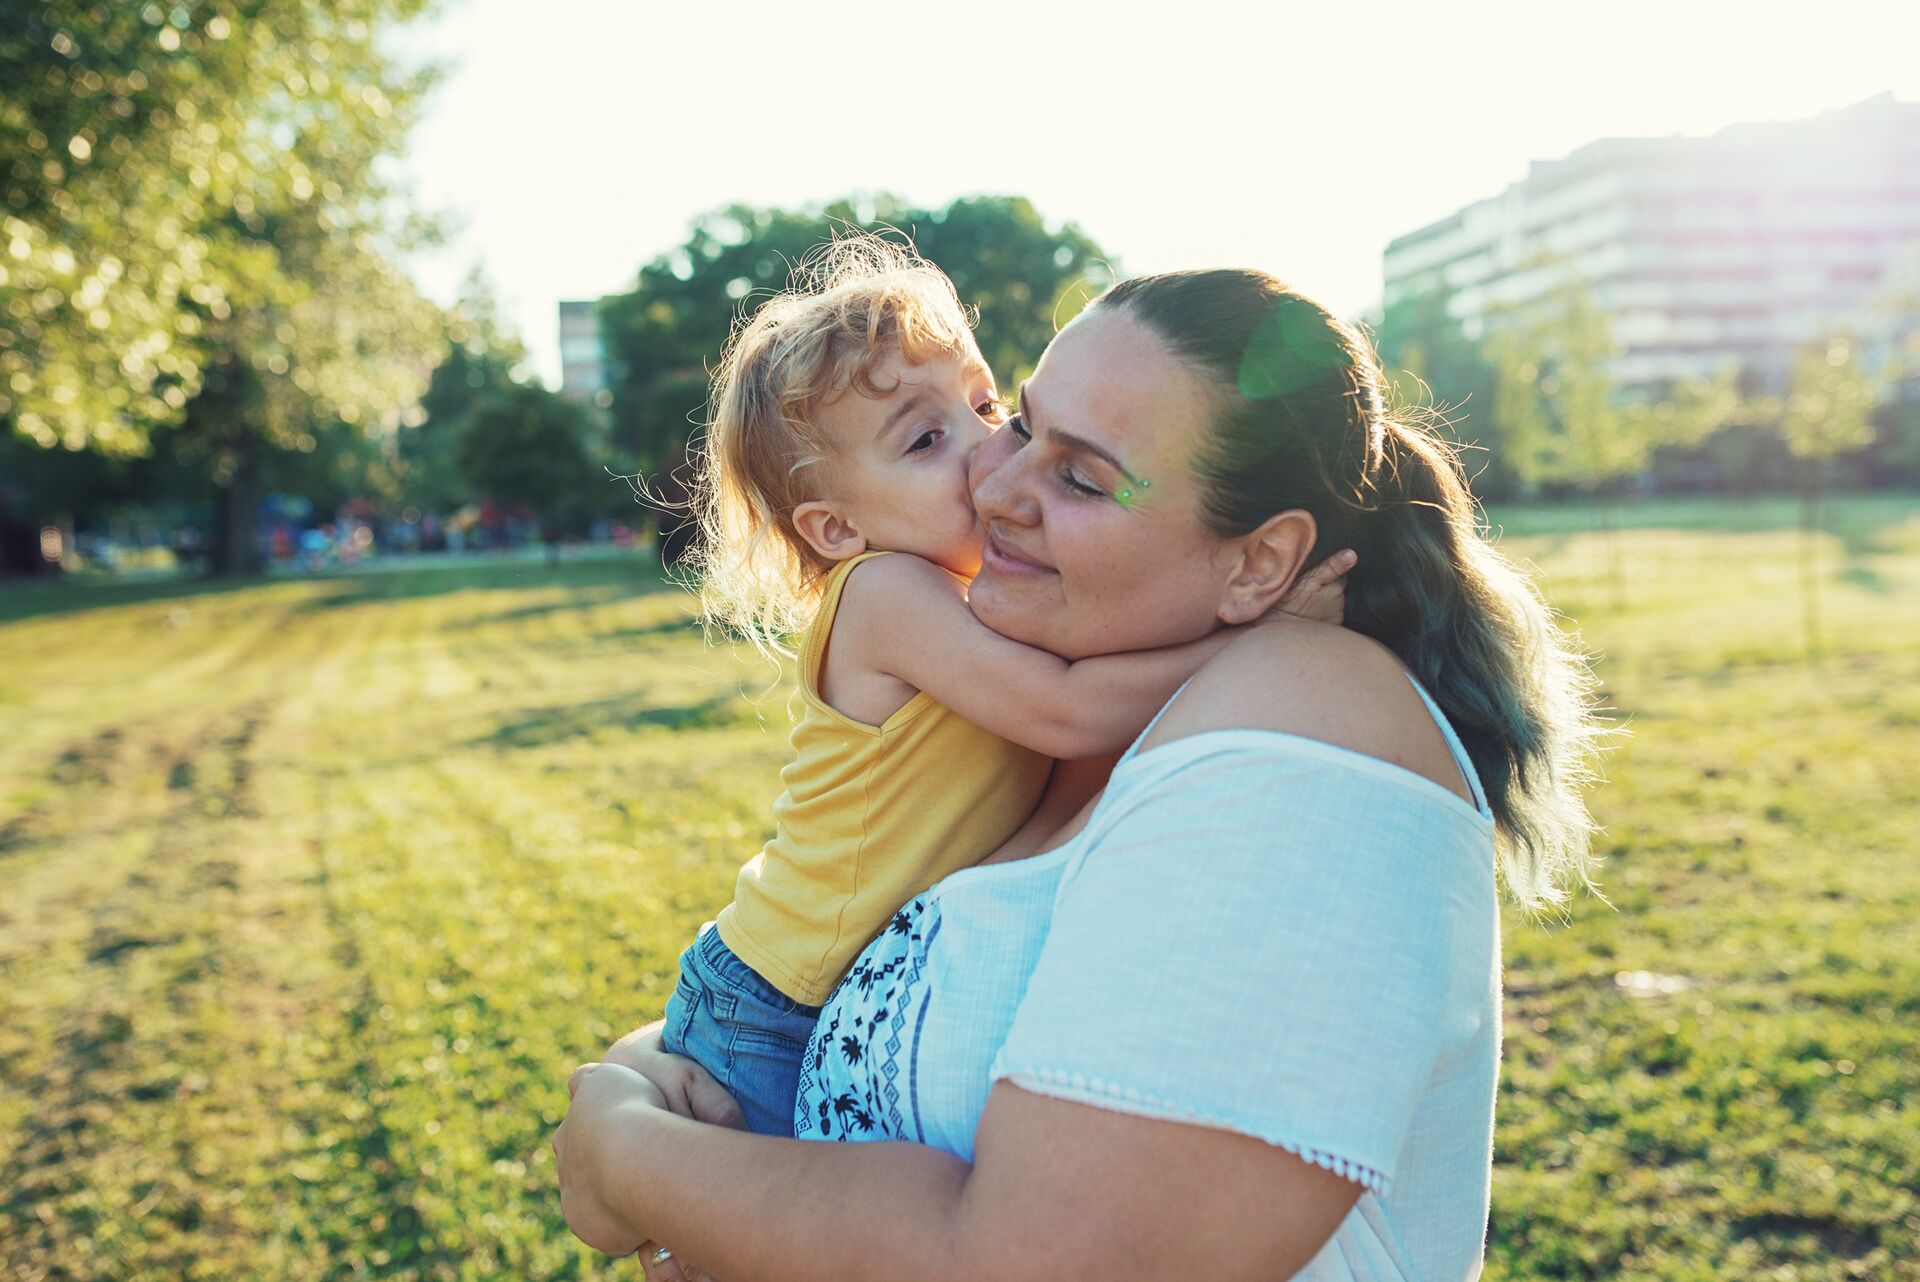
[810, 344, 1006, 577]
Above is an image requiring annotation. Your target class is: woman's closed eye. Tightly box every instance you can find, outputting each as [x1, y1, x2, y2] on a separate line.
[1004, 415, 1108, 498]
[1060, 467, 1107, 498]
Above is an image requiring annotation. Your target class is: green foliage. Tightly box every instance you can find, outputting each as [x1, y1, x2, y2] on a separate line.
[597, 194, 1110, 479]
[1769, 336, 1884, 657]
[1, 0, 442, 455]
[454, 382, 596, 546]
[1782, 338, 1878, 465]
[1374, 287, 1508, 493]
[1, 497, 1916, 1278]
[400, 270, 531, 515]
[1485, 285, 1746, 497]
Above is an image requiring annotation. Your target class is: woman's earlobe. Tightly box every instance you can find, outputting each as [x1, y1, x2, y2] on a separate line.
[792, 501, 868, 562]
[1219, 509, 1317, 624]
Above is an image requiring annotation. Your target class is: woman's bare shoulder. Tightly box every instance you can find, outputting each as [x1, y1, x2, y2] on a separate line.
[1136, 620, 1472, 802]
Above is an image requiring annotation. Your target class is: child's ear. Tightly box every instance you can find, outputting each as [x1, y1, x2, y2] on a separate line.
[792, 501, 869, 562]
[1218, 508, 1316, 625]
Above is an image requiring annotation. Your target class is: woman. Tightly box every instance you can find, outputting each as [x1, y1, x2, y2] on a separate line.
[554, 269, 1601, 1281]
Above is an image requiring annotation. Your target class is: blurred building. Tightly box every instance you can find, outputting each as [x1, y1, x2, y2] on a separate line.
[1383, 94, 1920, 392]
[558, 300, 610, 407]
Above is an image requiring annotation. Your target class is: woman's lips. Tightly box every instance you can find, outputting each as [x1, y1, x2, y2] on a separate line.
[982, 531, 1054, 578]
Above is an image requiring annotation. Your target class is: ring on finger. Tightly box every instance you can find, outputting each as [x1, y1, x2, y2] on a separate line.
[651, 1245, 674, 1265]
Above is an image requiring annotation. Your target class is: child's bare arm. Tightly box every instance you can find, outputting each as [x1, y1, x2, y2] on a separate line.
[834, 555, 1238, 759]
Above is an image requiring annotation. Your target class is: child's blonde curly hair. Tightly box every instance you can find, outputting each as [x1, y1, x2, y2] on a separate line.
[690, 234, 984, 655]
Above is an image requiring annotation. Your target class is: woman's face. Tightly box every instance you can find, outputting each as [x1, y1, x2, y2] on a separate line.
[966, 306, 1240, 660]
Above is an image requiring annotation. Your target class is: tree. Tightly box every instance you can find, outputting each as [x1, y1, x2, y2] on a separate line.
[903, 195, 1109, 389]
[1862, 247, 1920, 484]
[1487, 281, 1744, 605]
[454, 383, 595, 564]
[400, 269, 530, 516]
[1373, 287, 1507, 496]
[1, 1, 444, 574]
[1780, 336, 1879, 657]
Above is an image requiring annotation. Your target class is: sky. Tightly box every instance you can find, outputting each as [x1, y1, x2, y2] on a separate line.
[390, 0, 1920, 387]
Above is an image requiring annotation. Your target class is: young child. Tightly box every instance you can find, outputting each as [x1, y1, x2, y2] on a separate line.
[657, 237, 1345, 1134]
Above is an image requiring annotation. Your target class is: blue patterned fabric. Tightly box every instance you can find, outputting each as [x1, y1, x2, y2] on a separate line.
[794, 900, 937, 1141]
[792, 843, 1078, 1153]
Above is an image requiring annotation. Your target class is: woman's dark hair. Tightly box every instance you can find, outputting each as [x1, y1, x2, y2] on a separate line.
[1099, 270, 1603, 908]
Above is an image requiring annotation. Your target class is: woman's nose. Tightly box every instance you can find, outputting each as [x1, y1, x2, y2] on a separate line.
[969, 429, 1038, 525]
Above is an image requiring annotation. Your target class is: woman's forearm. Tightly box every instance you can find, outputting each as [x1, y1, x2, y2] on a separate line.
[622, 1110, 977, 1282]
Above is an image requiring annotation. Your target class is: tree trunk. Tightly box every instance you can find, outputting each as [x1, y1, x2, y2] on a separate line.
[209, 429, 264, 577]
[1602, 495, 1626, 613]
[1800, 481, 1821, 662]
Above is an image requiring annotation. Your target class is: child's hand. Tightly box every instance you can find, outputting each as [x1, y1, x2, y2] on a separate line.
[1272, 549, 1357, 626]
[600, 1021, 747, 1130]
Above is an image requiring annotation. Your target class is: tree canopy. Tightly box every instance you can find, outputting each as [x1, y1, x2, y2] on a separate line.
[596, 194, 1112, 485]
[454, 381, 595, 557]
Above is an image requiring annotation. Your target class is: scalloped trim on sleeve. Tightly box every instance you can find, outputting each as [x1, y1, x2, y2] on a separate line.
[996, 1064, 1389, 1196]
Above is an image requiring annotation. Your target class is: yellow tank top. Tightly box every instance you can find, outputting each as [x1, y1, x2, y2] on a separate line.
[715, 551, 1052, 1004]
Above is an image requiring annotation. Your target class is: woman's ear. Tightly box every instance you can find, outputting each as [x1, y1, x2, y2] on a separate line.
[792, 500, 869, 562]
[1219, 509, 1317, 625]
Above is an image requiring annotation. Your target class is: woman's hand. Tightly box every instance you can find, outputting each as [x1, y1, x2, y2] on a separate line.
[554, 1061, 668, 1256]
[600, 1021, 746, 1129]
[1274, 548, 1357, 626]
[556, 1061, 723, 1282]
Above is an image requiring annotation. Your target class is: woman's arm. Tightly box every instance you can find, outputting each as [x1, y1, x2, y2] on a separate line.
[556, 1066, 1357, 1282]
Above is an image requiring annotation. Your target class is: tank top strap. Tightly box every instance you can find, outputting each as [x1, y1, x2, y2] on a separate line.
[1402, 672, 1492, 818]
[1116, 678, 1194, 767]
[799, 550, 892, 685]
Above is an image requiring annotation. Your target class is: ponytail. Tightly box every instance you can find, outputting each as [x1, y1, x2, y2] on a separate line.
[1345, 419, 1603, 909]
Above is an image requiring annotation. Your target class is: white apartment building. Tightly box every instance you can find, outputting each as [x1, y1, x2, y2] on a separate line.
[558, 300, 609, 407]
[1383, 94, 1920, 392]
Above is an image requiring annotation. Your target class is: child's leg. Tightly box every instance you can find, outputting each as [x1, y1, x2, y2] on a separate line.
[660, 923, 823, 1136]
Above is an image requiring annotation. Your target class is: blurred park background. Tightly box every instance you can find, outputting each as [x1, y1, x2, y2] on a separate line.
[3, 1, 1918, 1278]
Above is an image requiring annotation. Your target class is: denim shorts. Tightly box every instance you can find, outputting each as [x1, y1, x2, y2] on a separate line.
[660, 922, 823, 1136]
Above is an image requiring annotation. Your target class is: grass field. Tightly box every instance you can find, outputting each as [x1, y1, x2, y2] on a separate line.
[2, 493, 1916, 1281]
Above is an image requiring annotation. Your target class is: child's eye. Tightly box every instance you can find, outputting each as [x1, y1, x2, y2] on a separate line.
[976, 396, 1007, 422]
[908, 428, 942, 453]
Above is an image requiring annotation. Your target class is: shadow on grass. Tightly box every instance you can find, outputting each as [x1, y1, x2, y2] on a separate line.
[592, 618, 703, 642]
[1485, 492, 1920, 552]
[1838, 563, 1893, 594]
[475, 691, 746, 750]
[432, 586, 629, 628]
[0, 550, 674, 626]
[290, 554, 676, 615]
[499, 614, 704, 653]
[0, 570, 280, 627]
